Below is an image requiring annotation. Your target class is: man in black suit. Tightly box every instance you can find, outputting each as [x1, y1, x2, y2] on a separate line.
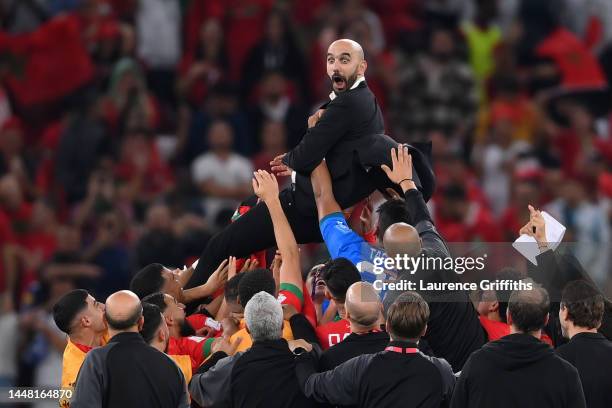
[187, 39, 434, 290]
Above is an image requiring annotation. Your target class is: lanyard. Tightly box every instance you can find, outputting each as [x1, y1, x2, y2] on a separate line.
[385, 346, 418, 354]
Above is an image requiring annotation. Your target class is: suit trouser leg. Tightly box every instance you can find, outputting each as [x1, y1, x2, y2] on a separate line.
[185, 189, 322, 290]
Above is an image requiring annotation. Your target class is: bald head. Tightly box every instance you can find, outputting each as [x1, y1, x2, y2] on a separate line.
[328, 39, 364, 61]
[383, 222, 421, 258]
[105, 290, 143, 331]
[345, 282, 382, 330]
[327, 39, 367, 93]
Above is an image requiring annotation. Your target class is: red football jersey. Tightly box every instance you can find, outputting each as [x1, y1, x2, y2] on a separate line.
[315, 319, 351, 350]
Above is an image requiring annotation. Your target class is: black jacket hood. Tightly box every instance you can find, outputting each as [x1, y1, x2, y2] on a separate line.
[479, 333, 555, 371]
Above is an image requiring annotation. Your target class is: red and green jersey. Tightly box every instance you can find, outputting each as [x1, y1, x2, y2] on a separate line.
[277, 282, 304, 311]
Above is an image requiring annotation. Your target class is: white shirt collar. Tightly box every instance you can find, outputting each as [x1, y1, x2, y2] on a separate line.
[329, 76, 365, 101]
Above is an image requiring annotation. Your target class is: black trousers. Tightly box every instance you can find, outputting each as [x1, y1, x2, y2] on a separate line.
[185, 188, 322, 289]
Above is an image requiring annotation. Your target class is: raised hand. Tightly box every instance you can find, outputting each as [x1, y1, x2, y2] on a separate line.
[205, 259, 229, 293]
[270, 154, 293, 177]
[381, 146, 413, 187]
[252, 170, 280, 203]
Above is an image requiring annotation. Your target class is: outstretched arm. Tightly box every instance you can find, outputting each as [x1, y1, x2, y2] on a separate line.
[252, 170, 302, 290]
[310, 160, 342, 221]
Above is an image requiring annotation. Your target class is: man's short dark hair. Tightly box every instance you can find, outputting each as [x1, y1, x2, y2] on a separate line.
[130, 263, 165, 299]
[53, 289, 89, 335]
[238, 269, 276, 309]
[561, 280, 604, 330]
[387, 291, 430, 340]
[225, 274, 245, 303]
[508, 283, 550, 333]
[140, 302, 163, 344]
[320, 258, 361, 301]
[105, 303, 143, 330]
[377, 199, 411, 242]
[142, 292, 168, 313]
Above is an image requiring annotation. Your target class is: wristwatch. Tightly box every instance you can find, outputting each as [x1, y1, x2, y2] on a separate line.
[293, 347, 307, 356]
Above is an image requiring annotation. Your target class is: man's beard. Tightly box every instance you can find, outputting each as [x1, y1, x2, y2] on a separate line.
[179, 318, 196, 337]
[331, 70, 359, 93]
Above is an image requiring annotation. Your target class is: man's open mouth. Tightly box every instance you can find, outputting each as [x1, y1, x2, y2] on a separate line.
[332, 74, 347, 91]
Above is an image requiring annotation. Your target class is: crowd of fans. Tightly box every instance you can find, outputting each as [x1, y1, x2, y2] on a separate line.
[2, 0, 612, 407]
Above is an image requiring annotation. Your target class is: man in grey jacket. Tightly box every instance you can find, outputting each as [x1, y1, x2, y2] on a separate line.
[70, 290, 189, 408]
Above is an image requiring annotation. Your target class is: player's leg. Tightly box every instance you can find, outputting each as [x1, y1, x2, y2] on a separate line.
[185, 189, 321, 289]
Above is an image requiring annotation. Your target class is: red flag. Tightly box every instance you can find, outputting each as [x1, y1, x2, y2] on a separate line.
[0, 15, 94, 107]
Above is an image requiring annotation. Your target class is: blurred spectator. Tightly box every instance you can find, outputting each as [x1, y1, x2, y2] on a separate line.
[133, 203, 210, 270]
[81, 208, 131, 300]
[177, 18, 228, 108]
[247, 71, 308, 150]
[552, 101, 612, 182]
[473, 107, 533, 216]
[134, 203, 182, 269]
[191, 121, 253, 226]
[114, 128, 174, 210]
[477, 75, 539, 144]
[103, 58, 159, 138]
[241, 10, 308, 102]
[0, 117, 34, 197]
[180, 82, 251, 160]
[433, 183, 501, 242]
[461, 0, 502, 100]
[252, 121, 289, 184]
[54, 98, 110, 204]
[224, 0, 274, 81]
[0, 292, 17, 386]
[21, 277, 73, 408]
[390, 27, 477, 143]
[308, 25, 339, 102]
[341, 15, 395, 110]
[136, 0, 181, 107]
[546, 179, 610, 285]
[0, 0, 49, 34]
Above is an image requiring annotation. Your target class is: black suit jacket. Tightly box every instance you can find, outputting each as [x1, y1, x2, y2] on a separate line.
[283, 81, 434, 215]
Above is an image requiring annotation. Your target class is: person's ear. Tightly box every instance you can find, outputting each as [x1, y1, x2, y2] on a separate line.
[506, 309, 512, 326]
[420, 324, 427, 338]
[164, 312, 173, 326]
[81, 315, 91, 328]
[490, 301, 499, 313]
[359, 59, 367, 75]
[559, 305, 568, 323]
[544, 313, 549, 327]
[137, 316, 144, 331]
[158, 327, 166, 343]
